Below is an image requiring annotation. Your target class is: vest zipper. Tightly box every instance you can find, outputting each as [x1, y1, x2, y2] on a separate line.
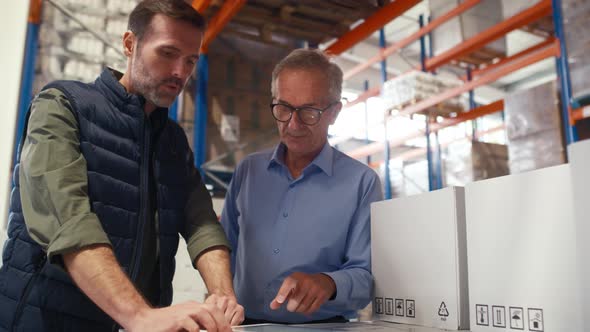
[10, 257, 46, 331]
[112, 116, 151, 332]
[152, 152, 160, 263]
[129, 115, 151, 282]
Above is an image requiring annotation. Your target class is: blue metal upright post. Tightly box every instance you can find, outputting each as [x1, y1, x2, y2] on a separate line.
[425, 120, 434, 191]
[427, 15, 435, 74]
[420, 14, 436, 191]
[168, 97, 179, 122]
[552, 0, 578, 146]
[14, 19, 41, 166]
[364, 80, 371, 165]
[467, 67, 478, 140]
[194, 55, 209, 171]
[435, 132, 443, 189]
[379, 29, 392, 199]
[419, 15, 427, 72]
[428, 15, 443, 189]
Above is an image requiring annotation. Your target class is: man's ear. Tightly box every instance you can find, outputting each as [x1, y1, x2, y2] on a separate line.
[122, 31, 135, 57]
[329, 101, 342, 125]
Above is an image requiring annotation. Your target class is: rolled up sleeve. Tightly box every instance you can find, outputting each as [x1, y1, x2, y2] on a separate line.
[19, 89, 111, 265]
[182, 152, 230, 268]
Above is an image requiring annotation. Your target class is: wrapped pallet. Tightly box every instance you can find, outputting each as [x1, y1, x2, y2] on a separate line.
[35, 0, 130, 88]
[381, 71, 465, 117]
[505, 81, 565, 174]
[445, 141, 509, 186]
[562, 0, 590, 100]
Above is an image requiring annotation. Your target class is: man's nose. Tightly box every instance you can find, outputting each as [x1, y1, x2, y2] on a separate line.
[287, 111, 306, 129]
[172, 60, 192, 79]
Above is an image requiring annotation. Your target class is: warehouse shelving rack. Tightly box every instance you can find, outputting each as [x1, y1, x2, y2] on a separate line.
[322, 0, 579, 196]
[14, 0, 581, 196]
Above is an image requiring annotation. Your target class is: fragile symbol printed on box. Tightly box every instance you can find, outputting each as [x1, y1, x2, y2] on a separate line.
[509, 307, 524, 330]
[476, 304, 489, 326]
[406, 299, 415, 318]
[395, 299, 404, 316]
[438, 301, 449, 321]
[492, 306, 506, 328]
[385, 298, 394, 316]
[374, 297, 383, 314]
[528, 308, 544, 332]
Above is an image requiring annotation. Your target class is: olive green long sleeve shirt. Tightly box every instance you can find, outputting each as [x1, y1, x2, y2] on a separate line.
[19, 88, 229, 302]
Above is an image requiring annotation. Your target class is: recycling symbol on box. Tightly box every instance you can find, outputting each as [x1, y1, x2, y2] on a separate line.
[438, 302, 450, 317]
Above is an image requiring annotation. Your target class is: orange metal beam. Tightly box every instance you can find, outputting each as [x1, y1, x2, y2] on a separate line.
[28, 0, 43, 24]
[347, 100, 504, 159]
[200, 0, 246, 53]
[398, 40, 559, 118]
[192, 0, 212, 13]
[383, 124, 505, 165]
[464, 37, 556, 80]
[425, 0, 552, 71]
[325, 0, 421, 56]
[572, 106, 590, 122]
[343, 86, 381, 109]
[344, 0, 482, 80]
[431, 100, 504, 131]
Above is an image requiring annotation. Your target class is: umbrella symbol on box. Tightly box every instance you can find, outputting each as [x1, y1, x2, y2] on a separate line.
[395, 299, 404, 316]
[510, 307, 524, 330]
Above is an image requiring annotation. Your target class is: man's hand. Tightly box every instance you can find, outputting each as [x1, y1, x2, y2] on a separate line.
[127, 301, 231, 332]
[269, 272, 336, 315]
[205, 293, 245, 326]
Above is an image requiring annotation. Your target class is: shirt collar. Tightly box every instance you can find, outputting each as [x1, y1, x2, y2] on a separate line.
[268, 142, 334, 177]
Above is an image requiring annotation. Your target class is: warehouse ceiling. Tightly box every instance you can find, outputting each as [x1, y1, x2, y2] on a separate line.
[204, 0, 556, 105]
[202, 0, 391, 48]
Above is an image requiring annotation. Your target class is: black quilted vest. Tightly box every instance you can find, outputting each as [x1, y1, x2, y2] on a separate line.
[0, 69, 192, 331]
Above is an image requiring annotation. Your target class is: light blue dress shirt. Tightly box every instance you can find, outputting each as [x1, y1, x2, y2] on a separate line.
[221, 142, 383, 323]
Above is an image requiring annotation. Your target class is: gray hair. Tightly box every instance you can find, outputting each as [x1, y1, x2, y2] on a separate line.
[271, 48, 343, 103]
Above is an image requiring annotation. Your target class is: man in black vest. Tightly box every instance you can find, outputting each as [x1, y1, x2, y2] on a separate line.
[0, 1, 242, 331]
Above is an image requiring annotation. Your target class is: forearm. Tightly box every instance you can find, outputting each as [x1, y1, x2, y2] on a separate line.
[195, 246, 235, 297]
[63, 244, 149, 329]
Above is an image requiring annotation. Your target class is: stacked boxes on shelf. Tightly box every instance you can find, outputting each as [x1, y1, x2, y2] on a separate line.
[429, 0, 506, 64]
[381, 71, 465, 117]
[35, 0, 133, 92]
[562, 0, 590, 100]
[504, 81, 565, 174]
[445, 141, 509, 186]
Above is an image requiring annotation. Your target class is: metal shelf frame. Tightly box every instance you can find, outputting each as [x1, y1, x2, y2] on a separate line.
[12, 0, 579, 192]
[326, 0, 577, 193]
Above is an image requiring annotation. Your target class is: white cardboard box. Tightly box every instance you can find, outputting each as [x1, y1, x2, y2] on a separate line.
[371, 187, 469, 330]
[465, 164, 583, 331]
[568, 139, 590, 322]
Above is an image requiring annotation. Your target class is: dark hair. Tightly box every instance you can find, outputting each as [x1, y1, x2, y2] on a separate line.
[128, 0, 205, 40]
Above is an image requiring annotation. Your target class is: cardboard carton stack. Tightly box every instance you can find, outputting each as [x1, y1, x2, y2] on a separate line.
[505, 81, 564, 174]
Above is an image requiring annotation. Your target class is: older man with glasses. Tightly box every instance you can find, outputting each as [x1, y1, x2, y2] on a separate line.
[220, 48, 383, 325]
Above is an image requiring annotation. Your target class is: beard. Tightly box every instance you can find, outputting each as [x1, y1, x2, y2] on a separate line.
[130, 54, 184, 108]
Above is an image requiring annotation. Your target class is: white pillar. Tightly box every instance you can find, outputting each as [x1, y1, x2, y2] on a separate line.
[0, 2, 29, 232]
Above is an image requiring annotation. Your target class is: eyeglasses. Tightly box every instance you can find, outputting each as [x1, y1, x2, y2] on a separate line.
[270, 101, 337, 126]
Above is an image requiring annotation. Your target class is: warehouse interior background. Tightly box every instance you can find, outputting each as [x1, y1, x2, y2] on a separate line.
[1, 0, 589, 308]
